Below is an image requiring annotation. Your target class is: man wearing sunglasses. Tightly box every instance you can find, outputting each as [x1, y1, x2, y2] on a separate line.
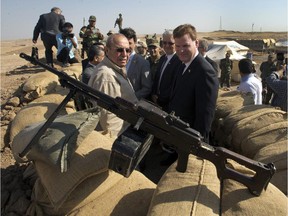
[88, 33, 138, 138]
[151, 30, 181, 112]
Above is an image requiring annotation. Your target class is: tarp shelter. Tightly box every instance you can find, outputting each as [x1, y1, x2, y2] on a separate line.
[273, 39, 288, 53]
[206, 41, 250, 82]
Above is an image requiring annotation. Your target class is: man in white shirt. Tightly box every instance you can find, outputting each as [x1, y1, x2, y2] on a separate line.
[237, 58, 262, 105]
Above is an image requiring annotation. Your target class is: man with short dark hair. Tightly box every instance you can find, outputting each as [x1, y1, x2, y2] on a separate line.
[260, 54, 277, 104]
[56, 22, 79, 67]
[32, 7, 65, 67]
[237, 58, 262, 105]
[120, 27, 152, 100]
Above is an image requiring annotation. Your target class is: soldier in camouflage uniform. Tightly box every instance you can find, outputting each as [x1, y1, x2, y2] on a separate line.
[79, 15, 104, 58]
[220, 51, 233, 88]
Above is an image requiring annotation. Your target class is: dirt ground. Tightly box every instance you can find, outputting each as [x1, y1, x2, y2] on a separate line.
[0, 31, 286, 214]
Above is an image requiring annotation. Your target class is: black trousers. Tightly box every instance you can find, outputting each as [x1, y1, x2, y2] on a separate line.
[57, 47, 78, 64]
[41, 33, 57, 64]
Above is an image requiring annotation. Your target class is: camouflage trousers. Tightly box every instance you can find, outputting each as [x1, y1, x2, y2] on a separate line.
[220, 71, 231, 88]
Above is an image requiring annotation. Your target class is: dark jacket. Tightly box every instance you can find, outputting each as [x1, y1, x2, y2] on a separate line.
[152, 53, 181, 111]
[169, 54, 219, 142]
[33, 11, 65, 41]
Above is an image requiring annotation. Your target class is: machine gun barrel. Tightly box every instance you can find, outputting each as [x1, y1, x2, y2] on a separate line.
[19, 52, 276, 196]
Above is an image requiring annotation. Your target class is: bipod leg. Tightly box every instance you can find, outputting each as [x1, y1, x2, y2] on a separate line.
[18, 89, 77, 158]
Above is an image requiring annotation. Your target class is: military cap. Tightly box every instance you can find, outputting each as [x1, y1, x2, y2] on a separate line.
[89, 15, 96, 21]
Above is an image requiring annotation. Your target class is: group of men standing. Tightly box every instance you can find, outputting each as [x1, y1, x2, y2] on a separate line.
[33, 6, 286, 169]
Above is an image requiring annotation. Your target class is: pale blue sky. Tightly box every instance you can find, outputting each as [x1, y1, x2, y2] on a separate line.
[1, 0, 287, 40]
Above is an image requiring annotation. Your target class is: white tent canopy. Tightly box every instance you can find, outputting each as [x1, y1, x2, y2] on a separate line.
[206, 41, 250, 82]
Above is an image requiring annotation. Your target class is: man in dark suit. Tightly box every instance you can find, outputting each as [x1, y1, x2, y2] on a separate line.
[198, 39, 219, 75]
[169, 24, 219, 143]
[151, 30, 181, 112]
[32, 7, 65, 67]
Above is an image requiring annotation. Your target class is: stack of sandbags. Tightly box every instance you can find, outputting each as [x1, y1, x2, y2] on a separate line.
[11, 110, 155, 215]
[9, 89, 75, 144]
[214, 90, 254, 120]
[22, 71, 60, 99]
[212, 90, 255, 146]
[212, 90, 287, 195]
[147, 155, 287, 216]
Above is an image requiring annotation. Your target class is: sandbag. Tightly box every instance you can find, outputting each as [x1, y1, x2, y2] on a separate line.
[9, 90, 76, 143]
[221, 161, 287, 216]
[240, 121, 288, 158]
[253, 140, 287, 194]
[22, 71, 60, 97]
[28, 170, 155, 216]
[215, 90, 254, 120]
[148, 155, 287, 216]
[230, 108, 286, 151]
[31, 130, 115, 209]
[62, 63, 82, 80]
[212, 104, 272, 148]
[11, 108, 100, 173]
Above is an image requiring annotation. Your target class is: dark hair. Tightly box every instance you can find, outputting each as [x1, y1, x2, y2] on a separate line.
[63, 22, 73, 28]
[173, 24, 197, 41]
[88, 45, 104, 61]
[119, 27, 137, 42]
[238, 58, 255, 74]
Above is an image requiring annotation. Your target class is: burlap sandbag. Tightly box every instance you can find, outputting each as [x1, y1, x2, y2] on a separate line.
[212, 105, 272, 148]
[221, 161, 287, 216]
[32, 130, 115, 209]
[9, 100, 71, 143]
[22, 71, 60, 97]
[148, 155, 287, 216]
[253, 140, 287, 194]
[28, 170, 155, 216]
[11, 108, 100, 173]
[215, 90, 254, 120]
[62, 63, 82, 80]
[230, 108, 286, 152]
[148, 156, 221, 216]
[241, 121, 288, 158]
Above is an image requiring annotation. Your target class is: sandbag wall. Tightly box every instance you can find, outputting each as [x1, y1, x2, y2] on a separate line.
[8, 64, 84, 144]
[212, 89, 287, 195]
[7, 64, 156, 215]
[148, 89, 287, 216]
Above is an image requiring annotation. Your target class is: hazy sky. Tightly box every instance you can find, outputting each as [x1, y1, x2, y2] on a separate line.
[1, 0, 287, 40]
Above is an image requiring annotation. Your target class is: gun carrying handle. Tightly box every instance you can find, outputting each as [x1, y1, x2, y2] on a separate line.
[176, 150, 189, 172]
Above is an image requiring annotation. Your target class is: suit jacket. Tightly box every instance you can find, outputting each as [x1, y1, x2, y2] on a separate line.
[127, 54, 152, 99]
[205, 56, 218, 75]
[169, 54, 219, 142]
[33, 11, 65, 41]
[152, 54, 181, 111]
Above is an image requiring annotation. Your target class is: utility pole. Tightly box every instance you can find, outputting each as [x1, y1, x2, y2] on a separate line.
[83, 17, 85, 26]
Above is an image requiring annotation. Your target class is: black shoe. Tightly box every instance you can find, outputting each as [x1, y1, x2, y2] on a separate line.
[160, 152, 178, 166]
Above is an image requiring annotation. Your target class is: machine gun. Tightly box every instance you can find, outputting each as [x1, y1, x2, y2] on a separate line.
[19, 52, 276, 196]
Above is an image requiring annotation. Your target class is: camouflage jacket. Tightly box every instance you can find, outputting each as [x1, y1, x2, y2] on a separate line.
[79, 24, 104, 49]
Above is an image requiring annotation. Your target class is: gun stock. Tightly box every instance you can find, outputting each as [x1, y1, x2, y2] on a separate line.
[19, 52, 276, 196]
